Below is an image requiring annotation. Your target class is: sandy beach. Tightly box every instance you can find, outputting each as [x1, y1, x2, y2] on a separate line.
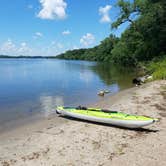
[0, 80, 166, 166]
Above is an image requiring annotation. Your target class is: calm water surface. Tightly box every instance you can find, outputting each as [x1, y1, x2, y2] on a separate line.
[0, 59, 136, 127]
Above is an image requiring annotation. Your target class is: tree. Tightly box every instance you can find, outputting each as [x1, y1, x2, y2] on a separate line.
[111, 0, 145, 30]
[111, 0, 166, 65]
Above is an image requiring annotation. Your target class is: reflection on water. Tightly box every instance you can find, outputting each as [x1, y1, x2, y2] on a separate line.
[91, 62, 136, 89]
[0, 59, 137, 125]
[79, 70, 94, 84]
[39, 95, 64, 117]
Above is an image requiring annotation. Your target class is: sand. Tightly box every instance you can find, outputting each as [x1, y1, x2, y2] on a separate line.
[0, 80, 166, 166]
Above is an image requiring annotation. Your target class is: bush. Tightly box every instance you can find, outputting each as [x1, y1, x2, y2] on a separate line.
[148, 56, 166, 80]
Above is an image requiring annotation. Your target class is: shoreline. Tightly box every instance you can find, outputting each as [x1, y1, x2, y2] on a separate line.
[0, 84, 134, 136]
[0, 80, 166, 166]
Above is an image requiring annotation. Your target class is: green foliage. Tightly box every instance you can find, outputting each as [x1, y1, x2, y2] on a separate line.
[111, 40, 137, 66]
[111, 0, 142, 29]
[147, 57, 166, 80]
[111, 0, 166, 65]
[56, 34, 119, 62]
[57, 0, 166, 68]
[56, 49, 88, 60]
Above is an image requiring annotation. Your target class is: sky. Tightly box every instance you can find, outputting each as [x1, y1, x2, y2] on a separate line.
[0, 0, 129, 56]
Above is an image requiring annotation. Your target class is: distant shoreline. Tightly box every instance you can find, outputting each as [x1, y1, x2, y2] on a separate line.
[0, 55, 58, 59]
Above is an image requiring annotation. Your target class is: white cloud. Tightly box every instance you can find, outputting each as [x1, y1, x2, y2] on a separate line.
[33, 32, 43, 39]
[62, 30, 71, 35]
[51, 41, 63, 49]
[36, 32, 43, 37]
[80, 33, 95, 47]
[99, 5, 112, 23]
[37, 0, 67, 20]
[18, 42, 32, 55]
[41, 41, 64, 56]
[0, 40, 31, 56]
[72, 45, 79, 50]
[57, 43, 63, 49]
[28, 4, 33, 9]
[0, 39, 17, 55]
[0, 39, 66, 57]
[20, 42, 26, 47]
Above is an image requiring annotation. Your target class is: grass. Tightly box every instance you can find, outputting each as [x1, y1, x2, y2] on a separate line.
[147, 56, 166, 80]
[161, 85, 166, 91]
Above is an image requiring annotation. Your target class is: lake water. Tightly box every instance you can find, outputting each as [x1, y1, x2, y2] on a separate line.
[0, 59, 136, 128]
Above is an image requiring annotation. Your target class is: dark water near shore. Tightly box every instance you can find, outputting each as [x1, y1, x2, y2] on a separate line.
[0, 59, 137, 128]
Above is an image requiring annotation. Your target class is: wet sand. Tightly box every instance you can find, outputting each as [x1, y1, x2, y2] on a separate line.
[0, 80, 166, 166]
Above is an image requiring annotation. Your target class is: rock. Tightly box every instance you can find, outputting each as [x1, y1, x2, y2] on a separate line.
[132, 75, 152, 85]
[98, 91, 105, 96]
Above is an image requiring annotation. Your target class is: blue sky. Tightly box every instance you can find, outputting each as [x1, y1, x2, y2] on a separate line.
[0, 0, 129, 56]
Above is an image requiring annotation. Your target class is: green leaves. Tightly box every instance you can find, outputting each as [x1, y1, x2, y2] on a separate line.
[111, 0, 143, 29]
[57, 0, 166, 68]
[111, 0, 166, 65]
[147, 57, 166, 80]
[57, 34, 119, 62]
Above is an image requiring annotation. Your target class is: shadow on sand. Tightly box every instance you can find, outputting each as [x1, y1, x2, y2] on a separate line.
[59, 115, 159, 133]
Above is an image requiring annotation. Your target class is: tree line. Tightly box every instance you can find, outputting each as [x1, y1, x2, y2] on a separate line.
[56, 0, 166, 66]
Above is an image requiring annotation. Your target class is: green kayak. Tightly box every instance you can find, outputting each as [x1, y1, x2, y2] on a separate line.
[56, 106, 158, 128]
